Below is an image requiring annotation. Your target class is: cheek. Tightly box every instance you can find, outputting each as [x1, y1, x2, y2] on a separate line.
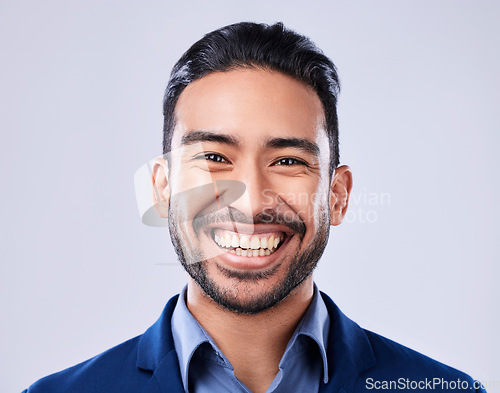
[274, 177, 329, 229]
[169, 165, 221, 222]
[311, 180, 331, 227]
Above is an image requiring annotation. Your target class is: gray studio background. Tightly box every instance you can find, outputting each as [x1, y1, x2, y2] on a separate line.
[1, 1, 498, 391]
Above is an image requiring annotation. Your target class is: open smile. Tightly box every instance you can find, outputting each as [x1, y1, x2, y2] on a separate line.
[200, 224, 293, 271]
[212, 228, 286, 257]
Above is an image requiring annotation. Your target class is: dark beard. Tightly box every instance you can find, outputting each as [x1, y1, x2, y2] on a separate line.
[168, 207, 329, 314]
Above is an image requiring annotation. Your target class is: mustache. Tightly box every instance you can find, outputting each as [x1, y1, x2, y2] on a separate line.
[192, 207, 306, 237]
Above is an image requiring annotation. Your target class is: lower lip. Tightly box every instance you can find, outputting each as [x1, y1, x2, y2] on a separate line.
[206, 233, 291, 271]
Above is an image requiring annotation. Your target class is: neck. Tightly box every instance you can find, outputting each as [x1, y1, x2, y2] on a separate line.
[186, 276, 314, 393]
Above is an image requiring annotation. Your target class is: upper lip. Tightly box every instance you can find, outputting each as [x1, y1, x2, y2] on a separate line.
[203, 222, 294, 236]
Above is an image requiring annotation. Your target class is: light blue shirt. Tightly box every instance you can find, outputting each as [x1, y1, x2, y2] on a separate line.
[171, 284, 330, 393]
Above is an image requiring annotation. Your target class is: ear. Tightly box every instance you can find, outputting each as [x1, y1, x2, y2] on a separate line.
[329, 165, 353, 226]
[152, 158, 170, 218]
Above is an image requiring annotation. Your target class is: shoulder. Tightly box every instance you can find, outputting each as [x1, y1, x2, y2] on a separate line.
[365, 328, 470, 376]
[318, 291, 485, 391]
[23, 335, 151, 393]
[360, 330, 485, 391]
[23, 295, 181, 393]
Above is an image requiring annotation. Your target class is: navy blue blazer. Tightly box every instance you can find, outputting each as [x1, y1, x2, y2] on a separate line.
[24, 292, 485, 392]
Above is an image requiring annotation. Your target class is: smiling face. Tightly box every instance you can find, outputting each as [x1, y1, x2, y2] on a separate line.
[156, 68, 348, 314]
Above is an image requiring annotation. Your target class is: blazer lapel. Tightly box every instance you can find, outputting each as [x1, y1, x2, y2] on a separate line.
[137, 295, 185, 393]
[318, 292, 376, 393]
[140, 350, 185, 393]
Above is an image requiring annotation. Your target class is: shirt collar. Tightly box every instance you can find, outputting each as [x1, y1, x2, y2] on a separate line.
[171, 283, 330, 388]
[136, 290, 376, 392]
[171, 285, 239, 390]
[280, 283, 330, 383]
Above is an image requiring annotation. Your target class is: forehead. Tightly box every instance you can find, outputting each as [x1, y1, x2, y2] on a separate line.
[171, 68, 327, 148]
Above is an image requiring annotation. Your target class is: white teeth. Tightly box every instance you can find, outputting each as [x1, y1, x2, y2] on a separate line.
[231, 235, 239, 248]
[221, 245, 277, 258]
[213, 230, 285, 256]
[268, 235, 275, 250]
[250, 237, 260, 250]
[240, 236, 250, 249]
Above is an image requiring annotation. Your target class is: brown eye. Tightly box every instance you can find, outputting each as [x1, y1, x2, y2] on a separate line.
[205, 153, 228, 163]
[274, 157, 306, 166]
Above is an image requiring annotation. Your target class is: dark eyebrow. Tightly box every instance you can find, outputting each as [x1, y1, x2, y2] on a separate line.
[265, 137, 320, 157]
[181, 131, 240, 147]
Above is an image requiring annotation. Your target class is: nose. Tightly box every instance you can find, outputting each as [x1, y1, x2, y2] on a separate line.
[228, 163, 278, 220]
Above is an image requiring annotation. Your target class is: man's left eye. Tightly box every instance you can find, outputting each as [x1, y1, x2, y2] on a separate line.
[203, 153, 228, 163]
[274, 157, 307, 166]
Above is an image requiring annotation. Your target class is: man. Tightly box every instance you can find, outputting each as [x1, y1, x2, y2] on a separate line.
[24, 22, 485, 393]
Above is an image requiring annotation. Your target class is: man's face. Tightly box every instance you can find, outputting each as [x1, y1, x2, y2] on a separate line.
[164, 68, 337, 314]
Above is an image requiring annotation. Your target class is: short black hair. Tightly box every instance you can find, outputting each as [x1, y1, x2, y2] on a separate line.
[163, 21, 341, 175]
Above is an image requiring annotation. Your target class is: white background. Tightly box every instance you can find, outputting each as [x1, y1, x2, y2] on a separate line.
[1, 1, 498, 392]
